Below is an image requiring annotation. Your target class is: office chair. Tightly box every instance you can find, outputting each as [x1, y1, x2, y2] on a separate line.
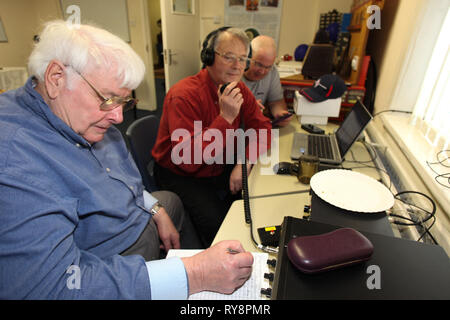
[126, 115, 204, 248]
[126, 115, 160, 192]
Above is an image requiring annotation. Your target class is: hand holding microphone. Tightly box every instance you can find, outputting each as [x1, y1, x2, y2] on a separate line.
[218, 81, 243, 125]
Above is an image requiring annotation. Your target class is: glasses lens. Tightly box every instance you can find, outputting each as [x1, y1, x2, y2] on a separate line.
[123, 99, 137, 112]
[254, 60, 271, 70]
[100, 97, 136, 112]
[223, 54, 236, 64]
[220, 52, 248, 66]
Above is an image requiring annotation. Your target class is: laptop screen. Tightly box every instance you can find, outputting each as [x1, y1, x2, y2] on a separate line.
[335, 100, 373, 157]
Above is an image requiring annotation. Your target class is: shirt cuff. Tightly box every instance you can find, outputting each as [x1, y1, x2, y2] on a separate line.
[145, 257, 189, 300]
[143, 190, 158, 211]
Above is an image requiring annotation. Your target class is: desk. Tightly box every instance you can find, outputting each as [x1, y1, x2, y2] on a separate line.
[0, 67, 28, 93]
[213, 115, 388, 247]
[248, 115, 381, 198]
[212, 193, 307, 253]
[212, 117, 450, 300]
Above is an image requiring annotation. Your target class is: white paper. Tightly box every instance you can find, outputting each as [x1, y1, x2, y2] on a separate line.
[224, 0, 283, 47]
[166, 249, 270, 300]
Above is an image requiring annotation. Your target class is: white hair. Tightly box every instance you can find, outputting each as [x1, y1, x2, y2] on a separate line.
[215, 28, 251, 56]
[28, 20, 145, 90]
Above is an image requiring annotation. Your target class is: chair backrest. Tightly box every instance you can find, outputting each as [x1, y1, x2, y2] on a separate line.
[126, 115, 160, 192]
[301, 44, 335, 80]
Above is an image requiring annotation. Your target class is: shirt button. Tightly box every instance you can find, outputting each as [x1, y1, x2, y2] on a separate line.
[75, 143, 81, 148]
[106, 168, 111, 172]
[129, 186, 134, 190]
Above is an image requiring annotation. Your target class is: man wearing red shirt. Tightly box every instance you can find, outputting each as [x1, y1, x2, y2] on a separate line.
[152, 27, 272, 246]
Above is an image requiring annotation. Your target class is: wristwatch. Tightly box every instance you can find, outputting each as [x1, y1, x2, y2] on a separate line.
[150, 202, 163, 216]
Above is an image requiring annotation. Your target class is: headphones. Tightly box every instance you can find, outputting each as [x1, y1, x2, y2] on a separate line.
[200, 26, 252, 71]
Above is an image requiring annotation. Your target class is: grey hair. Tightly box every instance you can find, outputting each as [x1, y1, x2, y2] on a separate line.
[214, 27, 251, 56]
[28, 20, 145, 90]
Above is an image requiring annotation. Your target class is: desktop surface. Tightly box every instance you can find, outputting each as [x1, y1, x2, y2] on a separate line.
[213, 115, 450, 300]
[272, 217, 450, 300]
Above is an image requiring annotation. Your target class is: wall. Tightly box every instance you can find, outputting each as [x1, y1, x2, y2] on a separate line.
[199, 0, 353, 57]
[0, 0, 156, 109]
[1, 0, 354, 78]
[279, 0, 353, 56]
[369, 0, 426, 112]
[0, 0, 61, 67]
[0, 0, 425, 114]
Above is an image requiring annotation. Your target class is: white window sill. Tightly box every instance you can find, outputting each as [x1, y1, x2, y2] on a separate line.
[380, 113, 449, 215]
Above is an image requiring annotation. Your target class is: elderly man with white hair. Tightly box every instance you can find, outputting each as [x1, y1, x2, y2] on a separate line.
[0, 20, 253, 300]
[242, 35, 292, 127]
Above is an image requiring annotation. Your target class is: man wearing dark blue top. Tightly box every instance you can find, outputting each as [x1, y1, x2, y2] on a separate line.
[0, 20, 253, 299]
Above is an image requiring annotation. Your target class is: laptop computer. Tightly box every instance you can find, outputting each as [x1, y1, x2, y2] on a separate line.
[290, 100, 373, 164]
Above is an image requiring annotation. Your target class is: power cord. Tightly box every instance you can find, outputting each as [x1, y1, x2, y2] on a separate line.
[426, 150, 450, 189]
[372, 110, 413, 117]
[240, 122, 278, 254]
[389, 191, 438, 244]
[343, 141, 439, 244]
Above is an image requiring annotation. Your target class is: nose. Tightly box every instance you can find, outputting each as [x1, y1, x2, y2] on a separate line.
[106, 106, 124, 124]
[258, 67, 269, 74]
[231, 58, 245, 70]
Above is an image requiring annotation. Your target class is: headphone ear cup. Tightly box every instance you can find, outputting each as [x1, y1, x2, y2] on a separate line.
[201, 26, 231, 68]
[201, 47, 215, 66]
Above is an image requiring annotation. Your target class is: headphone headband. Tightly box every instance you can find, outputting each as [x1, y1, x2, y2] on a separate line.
[200, 26, 252, 70]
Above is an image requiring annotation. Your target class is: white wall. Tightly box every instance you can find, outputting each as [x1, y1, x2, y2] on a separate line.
[199, 0, 352, 57]
[373, 0, 426, 112]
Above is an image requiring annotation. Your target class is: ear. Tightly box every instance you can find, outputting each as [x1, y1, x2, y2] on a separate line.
[44, 60, 67, 99]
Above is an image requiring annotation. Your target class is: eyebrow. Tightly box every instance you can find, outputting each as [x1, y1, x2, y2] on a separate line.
[223, 51, 248, 58]
[102, 88, 131, 99]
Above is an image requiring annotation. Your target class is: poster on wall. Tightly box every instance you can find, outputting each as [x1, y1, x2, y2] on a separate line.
[224, 0, 282, 45]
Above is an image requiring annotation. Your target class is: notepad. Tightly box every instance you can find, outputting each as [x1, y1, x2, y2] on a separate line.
[166, 249, 270, 300]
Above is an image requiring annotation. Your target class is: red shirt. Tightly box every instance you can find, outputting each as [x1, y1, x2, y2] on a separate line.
[152, 68, 272, 178]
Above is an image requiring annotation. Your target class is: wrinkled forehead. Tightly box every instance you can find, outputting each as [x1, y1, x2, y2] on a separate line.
[216, 34, 248, 56]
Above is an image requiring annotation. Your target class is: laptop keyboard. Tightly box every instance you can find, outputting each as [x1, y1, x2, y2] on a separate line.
[308, 135, 333, 159]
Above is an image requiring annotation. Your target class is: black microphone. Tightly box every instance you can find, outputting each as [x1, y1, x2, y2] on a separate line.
[219, 82, 230, 94]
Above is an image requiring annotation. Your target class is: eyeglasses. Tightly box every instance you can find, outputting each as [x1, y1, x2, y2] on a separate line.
[215, 51, 250, 67]
[252, 60, 273, 71]
[74, 69, 137, 112]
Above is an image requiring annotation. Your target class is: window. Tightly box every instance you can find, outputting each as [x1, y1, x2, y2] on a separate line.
[412, 6, 450, 147]
[373, 0, 450, 226]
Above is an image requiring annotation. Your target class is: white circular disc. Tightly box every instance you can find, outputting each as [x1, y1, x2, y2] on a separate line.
[310, 169, 394, 213]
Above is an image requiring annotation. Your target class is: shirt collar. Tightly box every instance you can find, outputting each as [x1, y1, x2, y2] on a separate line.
[20, 77, 91, 147]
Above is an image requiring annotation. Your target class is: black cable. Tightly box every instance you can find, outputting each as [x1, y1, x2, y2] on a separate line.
[240, 120, 278, 254]
[390, 191, 438, 244]
[342, 142, 393, 192]
[372, 110, 413, 117]
[342, 141, 438, 244]
[426, 150, 450, 189]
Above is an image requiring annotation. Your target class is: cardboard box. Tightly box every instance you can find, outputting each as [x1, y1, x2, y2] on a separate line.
[294, 91, 341, 125]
